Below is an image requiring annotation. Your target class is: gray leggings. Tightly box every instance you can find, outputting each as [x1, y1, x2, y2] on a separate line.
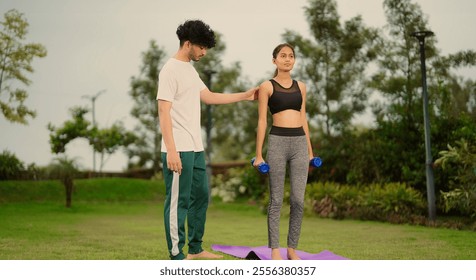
[267, 134, 309, 249]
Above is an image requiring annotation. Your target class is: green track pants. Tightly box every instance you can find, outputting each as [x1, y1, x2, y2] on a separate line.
[162, 151, 208, 260]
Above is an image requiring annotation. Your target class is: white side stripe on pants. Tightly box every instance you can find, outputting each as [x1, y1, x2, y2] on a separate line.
[170, 171, 180, 256]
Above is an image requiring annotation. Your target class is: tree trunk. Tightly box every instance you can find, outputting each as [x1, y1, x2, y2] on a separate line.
[63, 177, 73, 208]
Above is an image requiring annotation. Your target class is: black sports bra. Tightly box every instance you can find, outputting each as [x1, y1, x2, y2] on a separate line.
[268, 79, 302, 115]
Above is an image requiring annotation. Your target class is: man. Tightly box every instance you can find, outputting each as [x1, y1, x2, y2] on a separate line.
[157, 19, 258, 260]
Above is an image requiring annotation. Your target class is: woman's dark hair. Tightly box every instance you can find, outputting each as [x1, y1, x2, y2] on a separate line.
[176, 20, 216, 48]
[272, 43, 295, 77]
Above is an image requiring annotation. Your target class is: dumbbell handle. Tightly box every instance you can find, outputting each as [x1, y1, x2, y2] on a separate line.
[251, 157, 270, 174]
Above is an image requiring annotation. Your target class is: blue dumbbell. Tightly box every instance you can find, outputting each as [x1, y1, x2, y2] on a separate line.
[310, 157, 323, 168]
[251, 157, 270, 174]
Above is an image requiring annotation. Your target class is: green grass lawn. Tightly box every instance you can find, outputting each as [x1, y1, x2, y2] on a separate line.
[1, 178, 475, 260]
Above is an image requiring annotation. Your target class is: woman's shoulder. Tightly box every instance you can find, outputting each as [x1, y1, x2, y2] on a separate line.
[259, 80, 273, 90]
[259, 79, 273, 86]
[258, 80, 273, 96]
[296, 80, 307, 91]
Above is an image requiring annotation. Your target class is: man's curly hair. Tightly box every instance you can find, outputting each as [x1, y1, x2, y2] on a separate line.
[176, 20, 216, 49]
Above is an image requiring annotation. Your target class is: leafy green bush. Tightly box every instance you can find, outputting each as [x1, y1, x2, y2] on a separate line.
[307, 182, 426, 223]
[435, 139, 476, 219]
[358, 183, 426, 222]
[0, 150, 50, 180]
[211, 167, 428, 224]
[211, 167, 267, 203]
[307, 182, 359, 219]
[239, 166, 268, 201]
[0, 150, 25, 179]
[211, 171, 240, 203]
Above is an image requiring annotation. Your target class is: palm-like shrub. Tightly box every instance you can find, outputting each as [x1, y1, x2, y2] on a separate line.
[435, 139, 476, 219]
[46, 156, 81, 208]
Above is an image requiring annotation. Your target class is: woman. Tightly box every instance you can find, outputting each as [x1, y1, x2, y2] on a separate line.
[254, 43, 314, 260]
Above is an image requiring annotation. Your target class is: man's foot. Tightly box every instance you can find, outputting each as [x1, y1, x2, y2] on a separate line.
[287, 248, 301, 260]
[271, 248, 283, 260]
[186, 250, 223, 260]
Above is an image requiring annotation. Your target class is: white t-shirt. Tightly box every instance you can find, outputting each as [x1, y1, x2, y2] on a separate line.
[157, 58, 207, 152]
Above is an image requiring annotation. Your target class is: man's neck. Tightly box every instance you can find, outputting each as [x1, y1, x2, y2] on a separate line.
[174, 49, 190, 62]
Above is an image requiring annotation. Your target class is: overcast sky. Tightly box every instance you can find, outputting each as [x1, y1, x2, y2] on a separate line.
[1, 0, 475, 171]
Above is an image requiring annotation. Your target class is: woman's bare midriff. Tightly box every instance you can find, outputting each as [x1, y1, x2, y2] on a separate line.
[272, 110, 302, 127]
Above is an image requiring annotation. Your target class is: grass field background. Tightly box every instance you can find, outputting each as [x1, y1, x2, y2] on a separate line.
[1, 178, 475, 260]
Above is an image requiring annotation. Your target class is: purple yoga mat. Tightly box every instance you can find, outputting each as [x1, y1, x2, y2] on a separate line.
[211, 244, 348, 260]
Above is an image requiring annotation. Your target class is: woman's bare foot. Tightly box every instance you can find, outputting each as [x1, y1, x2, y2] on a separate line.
[271, 248, 283, 260]
[186, 250, 223, 260]
[287, 248, 301, 260]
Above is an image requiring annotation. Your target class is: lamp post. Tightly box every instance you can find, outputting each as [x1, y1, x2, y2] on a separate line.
[82, 89, 106, 173]
[203, 70, 215, 202]
[412, 31, 436, 222]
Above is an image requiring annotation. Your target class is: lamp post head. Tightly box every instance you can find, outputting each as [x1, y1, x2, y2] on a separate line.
[81, 89, 106, 102]
[411, 31, 434, 40]
[93, 89, 106, 101]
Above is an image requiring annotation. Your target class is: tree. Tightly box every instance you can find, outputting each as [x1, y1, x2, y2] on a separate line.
[377, 0, 476, 124]
[193, 33, 256, 161]
[48, 107, 91, 154]
[431, 51, 476, 125]
[277, 0, 380, 184]
[127, 40, 167, 172]
[282, 0, 380, 137]
[48, 106, 136, 172]
[372, 0, 435, 121]
[357, 0, 476, 191]
[90, 123, 137, 172]
[208, 62, 257, 161]
[353, 0, 436, 189]
[0, 9, 46, 124]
